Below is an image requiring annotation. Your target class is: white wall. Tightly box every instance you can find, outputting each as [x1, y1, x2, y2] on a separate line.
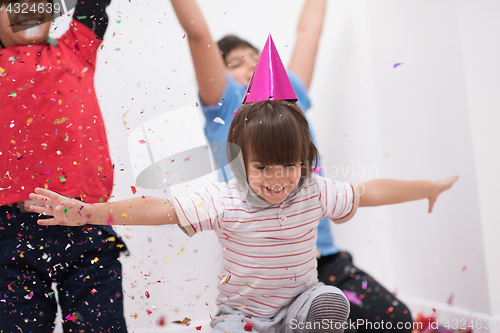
[50, 1, 500, 332]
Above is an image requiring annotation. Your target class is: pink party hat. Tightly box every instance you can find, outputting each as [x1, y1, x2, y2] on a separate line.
[242, 34, 297, 104]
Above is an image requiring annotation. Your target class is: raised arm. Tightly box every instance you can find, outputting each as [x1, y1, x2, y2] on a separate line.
[358, 175, 459, 213]
[28, 188, 179, 227]
[288, 0, 327, 90]
[73, 0, 112, 39]
[170, 0, 227, 106]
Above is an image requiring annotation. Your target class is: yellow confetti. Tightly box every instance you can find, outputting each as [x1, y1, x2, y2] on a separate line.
[197, 202, 206, 208]
[90, 257, 99, 264]
[122, 213, 127, 218]
[53, 117, 68, 124]
[163, 256, 169, 264]
[0, 67, 5, 74]
[130, 313, 138, 319]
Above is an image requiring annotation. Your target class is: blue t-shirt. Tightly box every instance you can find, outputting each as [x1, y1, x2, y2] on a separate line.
[200, 71, 339, 257]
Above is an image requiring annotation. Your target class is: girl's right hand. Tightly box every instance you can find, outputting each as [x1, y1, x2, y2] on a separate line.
[29, 188, 89, 226]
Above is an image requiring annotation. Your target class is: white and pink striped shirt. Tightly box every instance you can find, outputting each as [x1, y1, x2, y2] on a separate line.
[171, 174, 359, 318]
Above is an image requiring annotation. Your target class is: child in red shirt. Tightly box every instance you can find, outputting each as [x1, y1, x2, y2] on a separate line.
[0, 0, 127, 331]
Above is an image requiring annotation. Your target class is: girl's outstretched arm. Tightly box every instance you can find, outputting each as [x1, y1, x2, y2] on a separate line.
[358, 175, 459, 212]
[28, 188, 179, 227]
[170, 0, 226, 106]
[288, 0, 327, 90]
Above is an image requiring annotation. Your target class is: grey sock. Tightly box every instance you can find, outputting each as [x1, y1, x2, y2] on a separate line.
[304, 293, 350, 333]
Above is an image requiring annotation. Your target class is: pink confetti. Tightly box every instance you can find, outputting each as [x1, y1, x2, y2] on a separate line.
[343, 291, 362, 306]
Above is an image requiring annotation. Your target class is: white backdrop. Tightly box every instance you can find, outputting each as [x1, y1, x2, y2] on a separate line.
[49, 0, 500, 332]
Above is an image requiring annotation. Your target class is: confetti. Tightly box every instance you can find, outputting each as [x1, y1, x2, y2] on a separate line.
[131, 186, 137, 194]
[173, 317, 191, 326]
[343, 291, 362, 306]
[145, 291, 150, 299]
[130, 313, 138, 319]
[221, 274, 231, 285]
[393, 62, 404, 68]
[53, 117, 68, 124]
[64, 209, 68, 214]
[244, 321, 253, 331]
[213, 117, 225, 125]
[197, 202, 206, 208]
[196, 326, 202, 331]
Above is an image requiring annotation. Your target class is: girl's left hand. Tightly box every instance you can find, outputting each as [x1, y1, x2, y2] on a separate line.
[28, 188, 89, 226]
[428, 174, 459, 213]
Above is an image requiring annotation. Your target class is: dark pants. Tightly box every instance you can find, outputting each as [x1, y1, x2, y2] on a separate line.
[0, 205, 128, 333]
[317, 252, 413, 333]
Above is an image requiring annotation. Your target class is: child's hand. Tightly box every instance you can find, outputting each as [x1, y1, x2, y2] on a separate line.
[428, 174, 459, 213]
[28, 188, 89, 226]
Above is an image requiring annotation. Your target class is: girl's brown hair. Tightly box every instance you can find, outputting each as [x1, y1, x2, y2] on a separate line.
[227, 100, 319, 181]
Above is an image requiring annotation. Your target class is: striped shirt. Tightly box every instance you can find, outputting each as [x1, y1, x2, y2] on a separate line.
[171, 174, 359, 318]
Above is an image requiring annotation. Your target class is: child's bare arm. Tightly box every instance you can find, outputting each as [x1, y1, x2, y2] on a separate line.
[288, 0, 327, 90]
[358, 175, 459, 212]
[28, 188, 179, 227]
[170, 0, 226, 106]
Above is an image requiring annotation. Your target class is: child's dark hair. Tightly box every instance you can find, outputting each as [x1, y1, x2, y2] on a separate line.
[218, 35, 259, 64]
[227, 100, 319, 180]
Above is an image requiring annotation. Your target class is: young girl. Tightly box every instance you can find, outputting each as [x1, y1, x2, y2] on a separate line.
[28, 99, 458, 333]
[171, 1, 415, 330]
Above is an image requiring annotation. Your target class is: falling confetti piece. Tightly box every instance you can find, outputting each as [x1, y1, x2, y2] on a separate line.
[130, 313, 138, 319]
[158, 316, 166, 326]
[213, 117, 225, 125]
[139, 139, 147, 144]
[343, 291, 362, 306]
[131, 186, 137, 194]
[447, 293, 454, 305]
[462, 265, 467, 271]
[196, 326, 202, 331]
[244, 321, 253, 331]
[172, 317, 191, 326]
[145, 291, 150, 299]
[393, 62, 404, 68]
[10, 91, 17, 97]
[90, 288, 97, 294]
[91, 257, 99, 264]
[221, 274, 231, 285]
[122, 213, 127, 218]
[197, 202, 206, 208]
[182, 33, 185, 39]
[53, 117, 68, 124]
[146, 309, 153, 315]
[313, 166, 323, 174]
[64, 209, 68, 214]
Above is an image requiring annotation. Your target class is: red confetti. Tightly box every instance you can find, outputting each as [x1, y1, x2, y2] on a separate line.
[244, 321, 253, 331]
[462, 265, 467, 271]
[146, 309, 153, 315]
[447, 293, 454, 305]
[131, 186, 137, 194]
[145, 291, 150, 299]
[196, 326, 202, 330]
[182, 34, 185, 39]
[65, 313, 79, 323]
[139, 139, 147, 144]
[386, 306, 393, 314]
[158, 316, 166, 326]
